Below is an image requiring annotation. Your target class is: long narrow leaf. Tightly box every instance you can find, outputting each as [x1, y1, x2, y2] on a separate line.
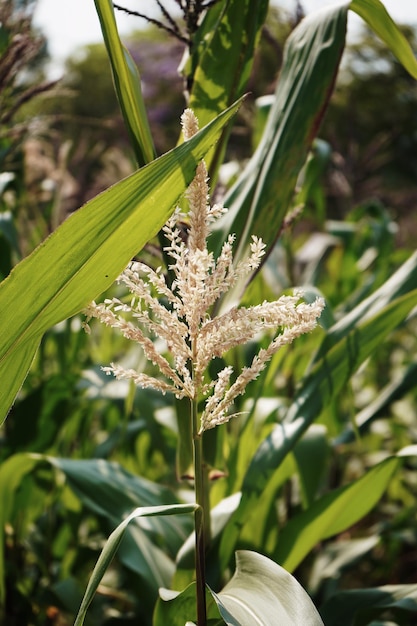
[187, 0, 268, 175]
[274, 456, 401, 571]
[350, 0, 417, 79]
[94, 0, 155, 164]
[211, 2, 349, 263]
[313, 250, 417, 362]
[0, 100, 242, 422]
[74, 504, 198, 626]
[212, 0, 417, 269]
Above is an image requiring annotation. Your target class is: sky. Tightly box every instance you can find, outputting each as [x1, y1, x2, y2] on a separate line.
[34, 0, 417, 77]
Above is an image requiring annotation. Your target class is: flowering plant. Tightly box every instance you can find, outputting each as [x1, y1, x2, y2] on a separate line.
[83, 108, 324, 625]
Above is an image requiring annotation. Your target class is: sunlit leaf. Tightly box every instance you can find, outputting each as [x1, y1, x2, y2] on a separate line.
[274, 456, 401, 570]
[94, 0, 155, 164]
[211, 2, 348, 265]
[187, 0, 268, 175]
[0, 101, 241, 423]
[212, 550, 323, 626]
[350, 0, 417, 79]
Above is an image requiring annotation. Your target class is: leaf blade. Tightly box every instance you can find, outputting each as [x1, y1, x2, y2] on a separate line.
[212, 550, 323, 626]
[350, 0, 417, 79]
[0, 101, 241, 422]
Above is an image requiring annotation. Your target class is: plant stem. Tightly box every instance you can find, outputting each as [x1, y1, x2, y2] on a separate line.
[192, 396, 207, 626]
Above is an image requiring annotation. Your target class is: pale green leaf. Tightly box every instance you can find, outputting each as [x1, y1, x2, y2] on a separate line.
[212, 550, 323, 626]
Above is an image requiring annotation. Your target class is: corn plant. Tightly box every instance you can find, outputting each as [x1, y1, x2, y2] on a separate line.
[1, 1, 417, 624]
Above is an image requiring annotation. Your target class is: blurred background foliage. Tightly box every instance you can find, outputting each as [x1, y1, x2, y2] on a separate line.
[1, 0, 417, 624]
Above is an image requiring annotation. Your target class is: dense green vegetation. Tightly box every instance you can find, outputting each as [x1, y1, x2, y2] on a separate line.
[1, 1, 417, 624]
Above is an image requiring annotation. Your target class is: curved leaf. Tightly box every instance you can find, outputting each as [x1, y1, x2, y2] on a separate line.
[0, 100, 241, 422]
[74, 503, 198, 626]
[212, 550, 323, 626]
[313, 250, 417, 362]
[49, 457, 193, 565]
[350, 0, 417, 79]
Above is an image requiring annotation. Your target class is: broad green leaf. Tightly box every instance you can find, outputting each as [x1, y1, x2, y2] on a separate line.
[212, 2, 348, 263]
[219, 289, 417, 568]
[73, 503, 198, 626]
[212, 550, 324, 626]
[274, 455, 401, 571]
[94, 0, 155, 165]
[350, 0, 417, 79]
[187, 0, 268, 175]
[0, 100, 241, 422]
[320, 583, 417, 626]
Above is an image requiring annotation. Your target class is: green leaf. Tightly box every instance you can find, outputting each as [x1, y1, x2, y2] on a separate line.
[0, 453, 43, 610]
[0, 454, 196, 616]
[187, 0, 268, 175]
[350, 0, 417, 79]
[212, 2, 348, 263]
[0, 100, 241, 423]
[293, 424, 329, 509]
[153, 583, 223, 626]
[211, 550, 324, 626]
[274, 456, 401, 571]
[74, 503, 199, 626]
[94, 0, 155, 165]
[320, 583, 417, 626]
[219, 289, 417, 568]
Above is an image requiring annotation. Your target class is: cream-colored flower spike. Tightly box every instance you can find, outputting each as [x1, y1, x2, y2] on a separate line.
[84, 109, 325, 434]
